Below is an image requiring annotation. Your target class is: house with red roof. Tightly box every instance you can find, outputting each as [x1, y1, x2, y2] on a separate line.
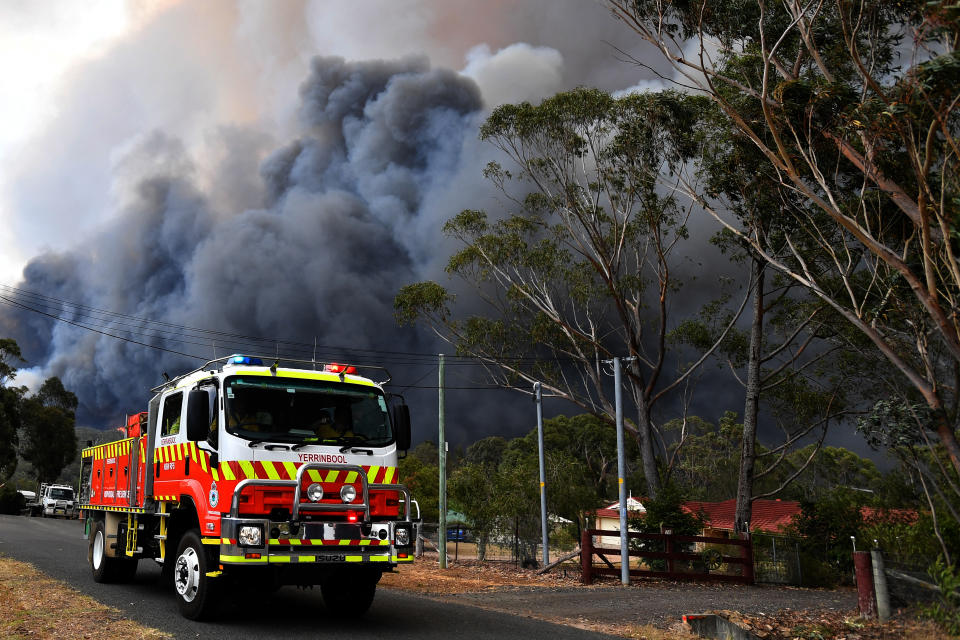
[592, 497, 917, 540]
[682, 499, 801, 536]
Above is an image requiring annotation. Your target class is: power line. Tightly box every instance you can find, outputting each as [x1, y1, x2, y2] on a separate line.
[0, 282, 584, 368]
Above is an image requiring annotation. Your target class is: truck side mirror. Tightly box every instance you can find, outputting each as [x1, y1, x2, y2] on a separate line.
[186, 390, 210, 442]
[392, 404, 411, 451]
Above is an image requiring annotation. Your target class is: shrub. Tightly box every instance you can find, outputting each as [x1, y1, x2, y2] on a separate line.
[0, 484, 26, 515]
[924, 557, 960, 636]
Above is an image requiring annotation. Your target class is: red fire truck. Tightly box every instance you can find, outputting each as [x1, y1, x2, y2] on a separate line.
[79, 355, 414, 620]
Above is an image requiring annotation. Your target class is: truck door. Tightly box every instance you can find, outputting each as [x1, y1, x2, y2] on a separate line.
[153, 391, 185, 497]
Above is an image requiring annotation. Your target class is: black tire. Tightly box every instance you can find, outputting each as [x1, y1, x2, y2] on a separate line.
[89, 520, 138, 583]
[172, 529, 219, 620]
[321, 570, 380, 616]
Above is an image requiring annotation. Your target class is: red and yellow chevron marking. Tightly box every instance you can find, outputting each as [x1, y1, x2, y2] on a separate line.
[222, 461, 396, 485]
[149, 444, 397, 487]
[83, 438, 134, 460]
[218, 538, 391, 546]
[154, 442, 222, 481]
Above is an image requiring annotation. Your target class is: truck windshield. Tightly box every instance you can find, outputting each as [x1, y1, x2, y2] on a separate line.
[50, 488, 74, 500]
[224, 376, 394, 447]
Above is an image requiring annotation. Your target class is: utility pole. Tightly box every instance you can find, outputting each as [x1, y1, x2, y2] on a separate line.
[534, 382, 549, 567]
[438, 353, 447, 569]
[614, 357, 629, 585]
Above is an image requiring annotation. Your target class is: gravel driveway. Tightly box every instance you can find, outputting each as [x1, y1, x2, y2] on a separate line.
[443, 581, 857, 628]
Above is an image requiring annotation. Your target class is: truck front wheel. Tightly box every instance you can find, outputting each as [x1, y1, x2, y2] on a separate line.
[173, 529, 219, 620]
[321, 569, 380, 616]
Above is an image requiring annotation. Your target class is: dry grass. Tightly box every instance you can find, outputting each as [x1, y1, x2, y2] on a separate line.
[0, 555, 169, 640]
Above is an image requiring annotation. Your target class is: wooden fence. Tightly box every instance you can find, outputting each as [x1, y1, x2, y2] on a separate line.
[581, 528, 754, 585]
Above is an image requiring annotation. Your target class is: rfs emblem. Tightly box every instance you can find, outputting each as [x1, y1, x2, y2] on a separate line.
[208, 481, 219, 508]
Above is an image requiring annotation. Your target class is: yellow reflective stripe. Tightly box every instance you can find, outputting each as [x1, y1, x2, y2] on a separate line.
[369, 556, 389, 562]
[212, 468, 220, 482]
[298, 556, 316, 563]
[289, 539, 302, 546]
[201, 538, 220, 545]
[308, 470, 323, 482]
[325, 470, 339, 483]
[230, 369, 375, 387]
[360, 540, 371, 546]
[238, 460, 255, 479]
[261, 461, 280, 480]
[339, 540, 351, 546]
[384, 467, 396, 484]
[220, 555, 268, 564]
[367, 466, 380, 482]
[205, 571, 223, 577]
[393, 556, 414, 562]
[270, 556, 292, 563]
[345, 556, 364, 562]
[222, 537, 231, 544]
[345, 471, 358, 483]
[190, 442, 198, 463]
[282, 461, 298, 480]
[200, 451, 209, 473]
[221, 462, 236, 481]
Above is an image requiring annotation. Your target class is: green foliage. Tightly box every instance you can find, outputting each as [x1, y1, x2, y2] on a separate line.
[0, 483, 25, 515]
[924, 557, 960, 636]
[788, 487, 867, 585]
[399, 441, 440, 523]
[629, 483, 704, 536]
[0, 338, 25, 481]
[663, 412, 741, 500]
[20, 377, 78, 484]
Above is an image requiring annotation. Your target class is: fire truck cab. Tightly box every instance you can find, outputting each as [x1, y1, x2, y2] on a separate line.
[80, 355, 414, 620]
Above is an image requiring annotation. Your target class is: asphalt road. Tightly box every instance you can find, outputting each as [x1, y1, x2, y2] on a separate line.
[0, 515, 614, 640]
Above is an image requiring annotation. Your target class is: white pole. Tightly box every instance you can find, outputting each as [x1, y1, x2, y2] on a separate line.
[615, 357, 629, 585]
[534, 382, 549, 567]
[438, 354, 447, 569]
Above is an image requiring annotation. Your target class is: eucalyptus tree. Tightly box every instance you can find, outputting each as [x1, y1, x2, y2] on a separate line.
[396, 88, 746, 497]
[609, 0, 960, 480]
[0, 338, 25, 481]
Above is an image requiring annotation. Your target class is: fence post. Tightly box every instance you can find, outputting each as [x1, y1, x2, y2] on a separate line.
[665, 533, 674, 574]
[581, 529, 593, 585]
[853, 551, 876, 618]
[871, 548, 890, 622]
[741, 533, 754, 584]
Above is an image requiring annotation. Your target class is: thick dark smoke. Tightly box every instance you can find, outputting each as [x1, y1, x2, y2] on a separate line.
[4, 57, 493, 436]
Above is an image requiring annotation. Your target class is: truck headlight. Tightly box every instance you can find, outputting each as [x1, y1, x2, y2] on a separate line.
[306, 483, 324, 502]
[395, 524, 411, 547]
[340, 485, 356, 503]
[238, 525, 263, 547]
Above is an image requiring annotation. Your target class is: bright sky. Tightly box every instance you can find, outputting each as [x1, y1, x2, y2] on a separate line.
[0, 1, 137, 283]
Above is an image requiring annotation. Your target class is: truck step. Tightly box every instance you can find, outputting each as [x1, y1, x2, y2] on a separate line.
[154, 534, 167, 541]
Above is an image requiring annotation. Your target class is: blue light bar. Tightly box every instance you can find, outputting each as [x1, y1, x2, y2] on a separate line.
[229, 355, 264, 366]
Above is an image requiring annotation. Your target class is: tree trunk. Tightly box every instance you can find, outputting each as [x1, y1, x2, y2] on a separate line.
[924, 392, 960, 481]
[635, 394, 661, 498]
[735, 257, 765, 534]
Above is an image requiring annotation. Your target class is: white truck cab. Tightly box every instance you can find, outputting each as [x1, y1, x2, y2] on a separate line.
[41, 483, 77, 518]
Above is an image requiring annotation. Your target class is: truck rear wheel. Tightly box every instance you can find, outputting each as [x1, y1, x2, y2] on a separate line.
[173, 529, 219, 620]
[321, 569, 380, 616]
[89, 520, 138, 583]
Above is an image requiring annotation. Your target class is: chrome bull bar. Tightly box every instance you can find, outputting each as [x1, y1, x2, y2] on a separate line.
[228, 463, 411, 523]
